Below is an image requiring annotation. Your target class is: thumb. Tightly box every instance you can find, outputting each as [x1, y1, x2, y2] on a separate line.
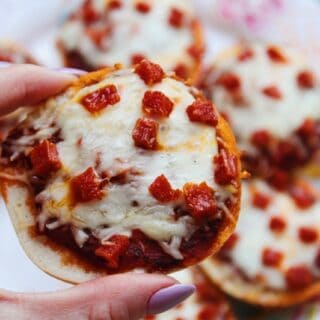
[2, 273, 195, 320]
[0, 64, 76, 117]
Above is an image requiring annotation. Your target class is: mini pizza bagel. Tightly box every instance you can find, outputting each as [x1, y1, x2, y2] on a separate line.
[200, 43, 320, 181]
[144, 267, 236, 320]
[0, 40, 37, 64]
[0, 61, 241, 283]
[57, 0, 204, 82]
[201, 177, 320, 307]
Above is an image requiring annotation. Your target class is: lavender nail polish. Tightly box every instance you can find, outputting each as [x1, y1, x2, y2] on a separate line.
[147, 284, 195, 315]
[0, 62, 12, 68]
[53, 67, 87, 76]
[0, 62, 86, 76]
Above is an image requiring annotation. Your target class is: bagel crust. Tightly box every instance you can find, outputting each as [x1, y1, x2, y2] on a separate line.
[0, 62, 240, 283]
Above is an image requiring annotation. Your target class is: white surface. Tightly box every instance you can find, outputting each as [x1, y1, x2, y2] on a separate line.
[0, 197, 69, 292]
[0, 0, 80, 67]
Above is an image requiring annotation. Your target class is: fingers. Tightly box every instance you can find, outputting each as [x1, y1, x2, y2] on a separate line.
[0, 64, 76, 117]
[6, 273, 194, 320]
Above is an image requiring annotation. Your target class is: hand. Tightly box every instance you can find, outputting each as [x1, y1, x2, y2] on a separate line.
[0, 64, 195, 320]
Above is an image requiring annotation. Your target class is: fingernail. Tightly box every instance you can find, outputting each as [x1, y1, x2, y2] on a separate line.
[0, 61, 12, 68]
[52, 67, 87, 76]
[0, 62, 86, 77]
[0, 62, 86, 76]
[147, 284, 195, 315]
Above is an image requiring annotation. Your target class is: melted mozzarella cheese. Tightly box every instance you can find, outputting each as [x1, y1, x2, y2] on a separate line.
[4, 89, 74, 161]
[58, 0, 195, 71]
[30, 69, 227, 259]
[229, 180, 320, 290]
[211, 44, 320, 151]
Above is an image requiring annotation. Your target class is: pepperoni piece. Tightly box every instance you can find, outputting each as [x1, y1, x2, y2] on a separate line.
[142, 91, 174, 118]
[81, 85, 120, 113]
[183, 182, 217, 221]
[289, 184, 315, 209]
[250, 130, 272, 148]
[134, 60, 165, 85]
[86, 25, 111, 48]
[82, 0, 100, 24]
[135, 2, 151, 14]
[266, 46, 287, 63]
[70, 167, 103, 203]
[262, 85, 282, 99]
[214, 149, 238, 185]
[168, 8, 184, 28]
[269, 216, 286, 233]
[285, 265, 313, 289]
[149, 175, 181, 203]
[131, 53, 146, 65]
[186, 99, 218, 127]
[297, 70, 315, 89]
[187, 44, 203, 61]
[174, 63, 189, 80]
[215, 72, 241, 91]
[268, 170, 290, 191]
[252, 191, 271, 209]
[30, 140, 62, 177]
[262, 248, 283, 267]
[95, 235, 129, 269]
[132, 118, 159, 150]
[238, 48, 254, 62]
[298, 227, 318, 244]
[221, 233, 239, 251]
[108, 0, 122, 9]
[297, 119, 316, 137]
[273, 140, 305, 169]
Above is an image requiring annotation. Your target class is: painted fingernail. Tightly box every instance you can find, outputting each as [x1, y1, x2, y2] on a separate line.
[147, 284, 195, 315]
[0, 62, 12, 68]
[52, 67, 87, 76]
[0, 62, 86, 76]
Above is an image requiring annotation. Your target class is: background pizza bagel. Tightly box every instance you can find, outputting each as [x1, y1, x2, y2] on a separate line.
[57, 0, 204, 83]
[201, 177, 320, 307]
[200, 43, 320, 185]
